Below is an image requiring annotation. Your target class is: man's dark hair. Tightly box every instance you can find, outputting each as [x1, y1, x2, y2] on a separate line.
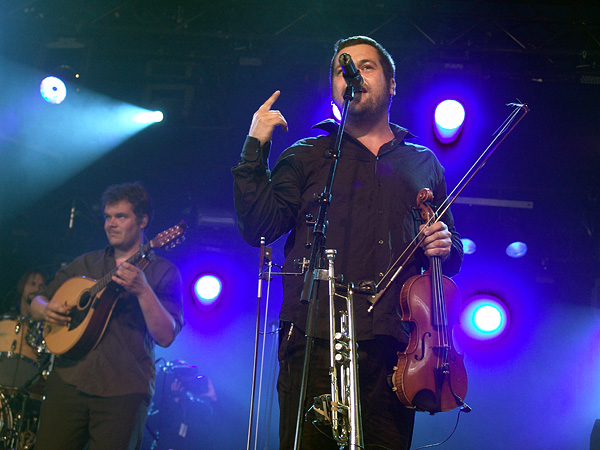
[330, 35, 396, 85]
[101, 182, 154, 229]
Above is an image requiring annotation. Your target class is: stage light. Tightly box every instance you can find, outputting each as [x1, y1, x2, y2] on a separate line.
[132, 111, 163, 124]
[192, 274, 223, 310]
[506, 241, 527, 258]
[433, 99, 465, 144]
[461, 238, 476, 255]
[460, 294, 510, 341]
[40, 76, 67, 104]
[331, 102, 342, 121]
[39, 65, 81, 104]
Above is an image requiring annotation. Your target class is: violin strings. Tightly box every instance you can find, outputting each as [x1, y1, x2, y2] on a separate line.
[432, 257, 446, 368]
[437, 258, 449, 355]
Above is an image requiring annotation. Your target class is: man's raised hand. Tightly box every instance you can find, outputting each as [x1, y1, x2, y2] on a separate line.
[248, 90, 289, 146]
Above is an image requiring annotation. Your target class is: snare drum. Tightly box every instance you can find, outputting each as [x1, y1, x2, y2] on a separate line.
[0, 316, 40, 389]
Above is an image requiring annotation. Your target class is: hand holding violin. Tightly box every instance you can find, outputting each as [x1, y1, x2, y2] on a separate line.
[419, 221, 452, 261]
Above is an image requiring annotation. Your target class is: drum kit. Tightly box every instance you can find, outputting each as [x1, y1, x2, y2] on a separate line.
[0, 317, 216, 450]
[0, 315, 50, 450]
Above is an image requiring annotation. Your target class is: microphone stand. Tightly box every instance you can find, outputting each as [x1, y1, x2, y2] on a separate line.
[247, 238, 273, 450]
[293, 82, 356, 450]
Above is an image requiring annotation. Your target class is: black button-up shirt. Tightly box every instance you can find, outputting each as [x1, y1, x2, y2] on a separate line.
[233, 119, 463, 343]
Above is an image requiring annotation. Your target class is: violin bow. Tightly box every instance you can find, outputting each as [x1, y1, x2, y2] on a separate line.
[368, 102, 530, 313]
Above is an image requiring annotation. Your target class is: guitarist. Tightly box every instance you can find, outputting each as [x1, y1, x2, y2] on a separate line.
[30, 182, 184, 450]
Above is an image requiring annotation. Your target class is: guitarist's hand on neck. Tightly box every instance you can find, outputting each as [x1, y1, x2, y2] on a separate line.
[112, 262, 150, 298]
[111, 261, 177, 347]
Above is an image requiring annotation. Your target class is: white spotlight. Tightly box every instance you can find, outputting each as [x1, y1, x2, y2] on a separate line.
[40, 76, 67, 104]
[132, 111, 164, 124]
[434, 99, 466, 143]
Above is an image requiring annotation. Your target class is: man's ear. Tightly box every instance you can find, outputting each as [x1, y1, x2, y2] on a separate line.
[139, 215, 148, 229]
[390, 78, 396, 96]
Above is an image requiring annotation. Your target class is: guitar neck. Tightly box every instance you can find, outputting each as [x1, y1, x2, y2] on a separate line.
[90, 243, 152, 297]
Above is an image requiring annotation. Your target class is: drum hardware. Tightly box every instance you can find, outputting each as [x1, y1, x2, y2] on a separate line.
[0, 391, 13, 448]
[0, 316, 49, 450]
[0, 316, 43, 390]
[0, 386, 43, 450]
[0, 357, 50, 450]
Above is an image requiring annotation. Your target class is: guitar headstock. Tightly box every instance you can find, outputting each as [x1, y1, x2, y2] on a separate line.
[150, 220, 187, 250]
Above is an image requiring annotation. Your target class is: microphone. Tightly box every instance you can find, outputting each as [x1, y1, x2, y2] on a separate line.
[338, 53, 364, 91]
[68, 201, 76, 229]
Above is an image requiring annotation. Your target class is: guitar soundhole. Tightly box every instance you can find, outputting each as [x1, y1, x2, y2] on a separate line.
[69, 292, 92, 330]
[78, 291, 91, 309]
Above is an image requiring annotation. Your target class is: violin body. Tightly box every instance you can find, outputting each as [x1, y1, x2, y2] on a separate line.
[392, 269, 468, 414]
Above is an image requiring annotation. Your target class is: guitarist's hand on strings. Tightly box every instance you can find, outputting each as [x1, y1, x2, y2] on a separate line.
[40, 297, 72, 326]
[112, 262, 150, 297]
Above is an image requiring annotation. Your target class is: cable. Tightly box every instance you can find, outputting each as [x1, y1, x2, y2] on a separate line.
[413, 409, 465, 450]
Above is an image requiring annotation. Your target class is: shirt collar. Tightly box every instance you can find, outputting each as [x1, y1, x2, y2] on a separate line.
[311, 118, 416, 142]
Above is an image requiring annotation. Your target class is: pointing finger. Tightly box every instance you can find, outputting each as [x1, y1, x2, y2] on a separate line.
[258, 90, 281, 112]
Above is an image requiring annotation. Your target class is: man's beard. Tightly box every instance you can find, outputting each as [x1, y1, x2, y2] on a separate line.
[346, 88, 392, 127]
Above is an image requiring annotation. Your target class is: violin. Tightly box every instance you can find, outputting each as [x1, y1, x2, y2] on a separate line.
[391, 188, 468, 414]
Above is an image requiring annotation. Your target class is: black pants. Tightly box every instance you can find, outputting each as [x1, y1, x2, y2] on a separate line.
[35, 371, 150, 450]
[277, 323, 415, 450]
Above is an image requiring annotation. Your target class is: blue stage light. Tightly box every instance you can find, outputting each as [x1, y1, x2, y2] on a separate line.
[192, 274, 223, 310]
[460, 294, 510, 341]
[461, 238, 477, 255]
[473, 305, 503, 332]
[40, 76, 67, 104]
[434, 99, 465, 144]
[506, 241, 527, 258]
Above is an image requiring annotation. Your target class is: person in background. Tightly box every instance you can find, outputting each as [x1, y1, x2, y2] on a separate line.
[30, 182, 184, 450]
[0, 269, 48, 317]
[16, 269, 47, 316]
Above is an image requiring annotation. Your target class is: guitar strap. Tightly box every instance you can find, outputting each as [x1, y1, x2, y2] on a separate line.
[137, 255, 151, 272]
[136, 250, 155, 273]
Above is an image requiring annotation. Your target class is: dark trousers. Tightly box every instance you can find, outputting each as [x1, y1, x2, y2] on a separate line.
[35, 371, 150, 450]
[277, 323, 415, 450]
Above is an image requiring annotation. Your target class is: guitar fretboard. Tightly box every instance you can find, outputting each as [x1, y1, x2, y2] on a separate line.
[89, 242, 152, 297]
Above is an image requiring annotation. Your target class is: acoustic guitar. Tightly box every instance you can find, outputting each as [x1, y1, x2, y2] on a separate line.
[43, 221, 186, 359]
